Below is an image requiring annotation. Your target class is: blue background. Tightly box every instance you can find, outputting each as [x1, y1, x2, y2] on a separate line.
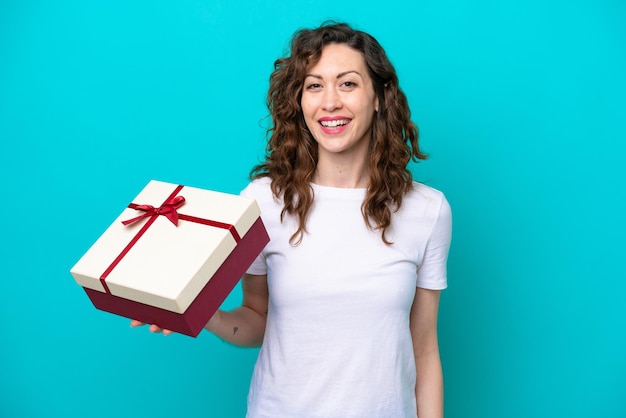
[1, 1, 624, 417]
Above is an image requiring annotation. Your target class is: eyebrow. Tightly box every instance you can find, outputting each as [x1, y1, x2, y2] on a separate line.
[305, 70, 363, 80]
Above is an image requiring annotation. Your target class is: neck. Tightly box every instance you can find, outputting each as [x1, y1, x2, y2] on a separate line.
[313, 156, 369, 188]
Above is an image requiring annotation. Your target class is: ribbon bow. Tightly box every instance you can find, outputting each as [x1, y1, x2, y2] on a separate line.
[122, 195, 186, 226]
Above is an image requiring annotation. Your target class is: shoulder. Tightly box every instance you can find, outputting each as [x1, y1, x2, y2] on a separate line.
[240, 177, 273, 199]
[402, 182, 451, 220]
[240, 177, 283, 214]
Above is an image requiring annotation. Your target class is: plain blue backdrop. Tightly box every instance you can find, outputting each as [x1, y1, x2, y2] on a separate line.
[1, 1, 624, 417]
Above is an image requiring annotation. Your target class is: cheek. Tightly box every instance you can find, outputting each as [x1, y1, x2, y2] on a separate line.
[303, 117, 316, 133]
[300, 104, 317, 132]
[300, 103, 311, 119]
[300, 96, 316, 118]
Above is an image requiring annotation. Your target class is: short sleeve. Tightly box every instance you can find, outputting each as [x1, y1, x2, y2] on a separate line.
[416, 195, 452, 290]
[246, 252, 268, 275]
[240, 183, 269, 275]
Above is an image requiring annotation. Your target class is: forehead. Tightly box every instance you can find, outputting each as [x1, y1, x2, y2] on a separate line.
[306, 43, 368, 75]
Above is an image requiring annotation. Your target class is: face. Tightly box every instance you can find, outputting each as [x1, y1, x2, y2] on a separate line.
[301, 43, 379, 161]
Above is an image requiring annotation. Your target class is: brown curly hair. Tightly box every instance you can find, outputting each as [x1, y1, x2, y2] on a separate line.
[251, 22, 426, 245]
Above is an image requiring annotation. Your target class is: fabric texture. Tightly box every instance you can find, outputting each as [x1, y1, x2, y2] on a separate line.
[241, 177, 452, 418]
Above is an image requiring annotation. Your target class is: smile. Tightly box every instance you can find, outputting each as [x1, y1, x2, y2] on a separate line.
[319, 119, 351, 128]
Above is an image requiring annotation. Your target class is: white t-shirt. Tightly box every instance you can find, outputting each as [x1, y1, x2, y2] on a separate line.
[241, 177, 452, 418]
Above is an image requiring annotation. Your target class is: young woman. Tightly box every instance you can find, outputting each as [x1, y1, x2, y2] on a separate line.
[135, 22, 452, 418]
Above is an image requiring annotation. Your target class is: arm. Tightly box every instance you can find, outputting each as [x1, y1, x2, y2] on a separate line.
[410, 287, 443, 418]
[204, 273, 269, 347]
[131, 273, 269, 347]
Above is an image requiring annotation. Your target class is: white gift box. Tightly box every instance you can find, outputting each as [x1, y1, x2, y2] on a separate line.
[70, 180, 269, 336]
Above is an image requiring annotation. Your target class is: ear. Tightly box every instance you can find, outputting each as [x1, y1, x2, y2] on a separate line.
[375, 96, 379, 112]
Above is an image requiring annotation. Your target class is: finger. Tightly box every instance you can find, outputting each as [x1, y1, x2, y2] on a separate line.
[149, 324, 163, 333]
[130, 319, 145, 328]
[162, 329, 174, 336]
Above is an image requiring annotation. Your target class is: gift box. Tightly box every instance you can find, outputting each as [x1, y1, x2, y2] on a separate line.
[70, 180, 269, 337]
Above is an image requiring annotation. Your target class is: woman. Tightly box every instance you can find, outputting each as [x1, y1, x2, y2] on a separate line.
[135, 22, 452, 418]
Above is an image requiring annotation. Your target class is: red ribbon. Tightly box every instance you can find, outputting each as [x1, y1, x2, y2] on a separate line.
[122, 195, 186, 226]
[99, 184, 241, 295]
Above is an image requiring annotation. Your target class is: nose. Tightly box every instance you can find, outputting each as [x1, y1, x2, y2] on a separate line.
[321, 87, 342, 112]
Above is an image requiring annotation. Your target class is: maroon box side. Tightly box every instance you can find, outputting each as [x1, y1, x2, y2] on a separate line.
[84, 216, 269, 337]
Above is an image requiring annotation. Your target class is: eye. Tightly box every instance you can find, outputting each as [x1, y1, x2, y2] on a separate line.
[341, 81, 358, 89]
[305, 82, 323, 91]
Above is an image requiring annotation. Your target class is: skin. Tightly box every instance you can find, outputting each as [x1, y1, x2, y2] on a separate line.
[301, 43, 379, 188]
[411, 288, 444, 418]
[130, 273, 268, 345]
[132, 43, 444, 418]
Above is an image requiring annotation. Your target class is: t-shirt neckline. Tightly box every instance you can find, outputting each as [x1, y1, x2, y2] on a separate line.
[310, 182, 367, 199]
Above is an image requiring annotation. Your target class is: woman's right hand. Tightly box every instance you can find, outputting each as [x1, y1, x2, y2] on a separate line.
[128, 273, 268, 343]
[130, 319, 175, 336]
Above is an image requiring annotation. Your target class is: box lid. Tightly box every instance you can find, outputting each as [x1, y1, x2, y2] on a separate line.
[70, 180, 261, 313]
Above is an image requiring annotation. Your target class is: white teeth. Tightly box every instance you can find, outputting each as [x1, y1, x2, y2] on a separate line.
[320, 119, 349, 127]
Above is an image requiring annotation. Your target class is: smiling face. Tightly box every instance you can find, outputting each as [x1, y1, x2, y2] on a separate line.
[301, 43, 379, 163]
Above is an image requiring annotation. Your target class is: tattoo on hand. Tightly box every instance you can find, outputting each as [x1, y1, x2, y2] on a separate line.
[233, 326, 238, 335]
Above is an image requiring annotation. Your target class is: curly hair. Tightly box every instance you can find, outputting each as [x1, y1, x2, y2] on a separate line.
[251, 22, 426, 245]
